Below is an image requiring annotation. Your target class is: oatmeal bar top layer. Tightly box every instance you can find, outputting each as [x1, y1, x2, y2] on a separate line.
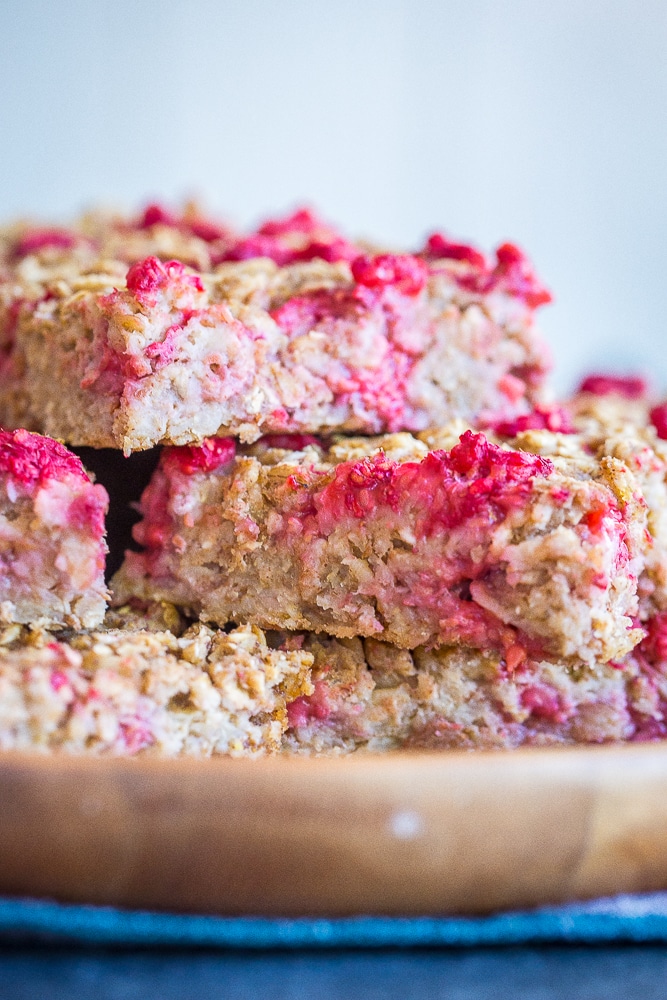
[1, 244, 551, 451]
[0, 429, 109, 629]
[112, 428, 647, 664]
[0, 619, 313, 757]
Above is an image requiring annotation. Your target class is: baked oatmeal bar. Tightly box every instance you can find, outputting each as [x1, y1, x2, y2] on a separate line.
[0, 429, 108, 629]
[0, 618, 312, 757]
[112, 428, 647, 665]
[280, 621, 667, 753]
[0, 240, 551, 451]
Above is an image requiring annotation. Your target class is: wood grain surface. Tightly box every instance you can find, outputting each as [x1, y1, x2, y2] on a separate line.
[1, 744, 667, 916]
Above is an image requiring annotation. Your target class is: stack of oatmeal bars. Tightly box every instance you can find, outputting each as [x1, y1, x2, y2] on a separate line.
[1, 204, 667, 756]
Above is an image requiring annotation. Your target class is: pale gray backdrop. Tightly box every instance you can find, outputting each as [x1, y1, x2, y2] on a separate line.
[1, 0, 665, 393]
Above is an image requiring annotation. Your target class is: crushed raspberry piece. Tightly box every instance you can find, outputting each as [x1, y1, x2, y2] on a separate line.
[14, 228, 78, 257]
[125, 257, 204, 299]
[578, 374, 649, 399]
[258, 434, 322, 451]
[0, 429, 88, 486]
[631, 716, 667, 742]
[351, 254, 428, 296]
[287, 681, 331, 728]
[136, 203, 228, 243]
[186, 217, 227, 243]
[139, 203, 179, 229]
[521, 685, 563, 721]
[165, 437, 236, 475]
[420, 234, 551, 308]
[581, 502, 617, 536]
[145, 324, 182, 369]
[504, 644, 527, 671]
[491, 243, 552, 308]
[638, 612, 667, 664]
[257, 208, 323, 237]
[119, 717, 154, 754]
[495, 405, 574, 437]
[650, 403, 667, 440]
[313, 431, 554, 534]
[446, 430, 553, 481]
[218, 234, 291, 265]
[50, 669, 70, 693]
[422, 232, 487, 269]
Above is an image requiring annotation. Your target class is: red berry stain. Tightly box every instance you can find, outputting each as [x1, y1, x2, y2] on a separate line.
[0, 429, 88, 486]
[494, 405, 574, 437]
[164, 437, 236, 475]
[577, 374, 648, 399]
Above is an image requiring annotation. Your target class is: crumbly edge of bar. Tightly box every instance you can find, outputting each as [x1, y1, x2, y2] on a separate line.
[0, 612, 313, 757]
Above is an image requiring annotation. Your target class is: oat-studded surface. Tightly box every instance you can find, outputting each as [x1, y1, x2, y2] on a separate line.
[281, 615, 667, 753]
[487, 394, 667, 623]
[0, 429, 108, 629]
[0, 245, 550, 452]
[0, 618, 313, 757]
[112, 427, 647, 665]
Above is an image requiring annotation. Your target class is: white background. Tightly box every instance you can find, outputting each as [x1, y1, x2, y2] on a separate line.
[1, 0, 666, 393]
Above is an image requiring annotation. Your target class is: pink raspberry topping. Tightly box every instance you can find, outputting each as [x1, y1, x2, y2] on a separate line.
[164, 437, 236, 476]
[422, 234, 551, 308]
[492, 243, 552, 308]
[125, 256, 204, 300]
[423, 232, 487, 269]
[215, 207, 359, 266]
[0, 429, 88, 486]
[14, 228, 78, 258]
[650, 403, 667, 440]
[312, 431, 554, 533]
[494, 405, 574, 437]
[351, 254, 428, 296]
[220, 233, 358, 267]
[577, 373, 649, 399]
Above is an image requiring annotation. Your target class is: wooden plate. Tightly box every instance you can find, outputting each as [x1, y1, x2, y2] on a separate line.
[2, 744, 667, 917]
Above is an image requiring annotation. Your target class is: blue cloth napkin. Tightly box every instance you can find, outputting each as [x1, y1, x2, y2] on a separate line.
[2, 894, 667, 948]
